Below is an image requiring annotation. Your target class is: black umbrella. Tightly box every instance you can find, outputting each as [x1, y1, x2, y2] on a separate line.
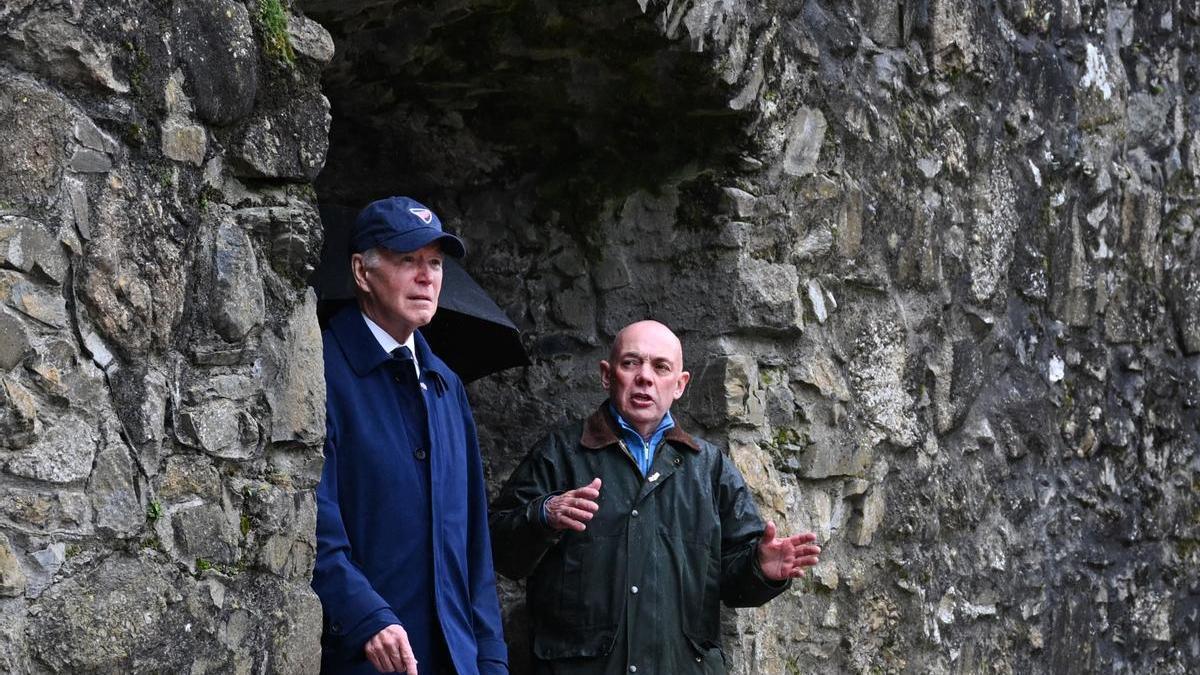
[310, 205, 530, 383]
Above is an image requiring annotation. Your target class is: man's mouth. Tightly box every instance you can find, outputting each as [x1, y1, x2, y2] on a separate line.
[630, 393, 654, 405]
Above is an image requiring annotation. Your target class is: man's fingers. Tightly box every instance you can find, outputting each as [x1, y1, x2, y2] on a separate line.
[402, 648, 419, 675]
[568, 486, 601, 501]
[762, 520, 777, 544]
[565, 506, 595, 521]
[568, 496, 600, 512]
[367, 646, 394, 673]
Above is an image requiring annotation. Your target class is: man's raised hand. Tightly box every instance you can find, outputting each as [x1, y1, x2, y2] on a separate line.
[544, 478, 602, 531]
[756, 520, 821, 581]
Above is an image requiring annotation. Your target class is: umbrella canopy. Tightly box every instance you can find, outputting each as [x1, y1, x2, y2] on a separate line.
[310, 205, 530, 383]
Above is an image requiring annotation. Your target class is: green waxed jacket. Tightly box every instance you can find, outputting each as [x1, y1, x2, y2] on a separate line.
[489, 403, 789, 675]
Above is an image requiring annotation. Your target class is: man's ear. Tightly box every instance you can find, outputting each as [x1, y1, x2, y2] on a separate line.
[599, 360, 611, 390]
[673, 371, 691, 400]
[350, 254, 370, 293]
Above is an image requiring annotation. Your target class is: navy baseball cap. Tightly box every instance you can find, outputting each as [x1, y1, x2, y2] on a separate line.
[350, 196, 466, 258]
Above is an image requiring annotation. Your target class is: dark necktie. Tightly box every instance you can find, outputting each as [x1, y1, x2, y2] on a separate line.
[391, 345, 423, 389]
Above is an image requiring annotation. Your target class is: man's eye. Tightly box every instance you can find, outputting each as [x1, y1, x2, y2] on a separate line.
[429, 258, 443, 269]
[654, 364, 671, 373]
[621, 359, 640, 368]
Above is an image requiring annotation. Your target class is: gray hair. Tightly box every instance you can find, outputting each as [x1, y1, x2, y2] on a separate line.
[359, 247, 383, 270]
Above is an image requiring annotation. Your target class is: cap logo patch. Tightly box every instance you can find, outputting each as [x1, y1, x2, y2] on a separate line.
[409, 208, 434, 224]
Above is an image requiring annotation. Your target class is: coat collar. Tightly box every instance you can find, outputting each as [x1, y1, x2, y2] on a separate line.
[579, 401, 699, 452]
[328, 304, 454, 392]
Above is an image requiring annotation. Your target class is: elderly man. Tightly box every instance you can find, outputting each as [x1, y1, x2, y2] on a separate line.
[490, 320, 820, 674]
[313, 196, 507, 675]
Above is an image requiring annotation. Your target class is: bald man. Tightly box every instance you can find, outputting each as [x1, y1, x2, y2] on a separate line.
[490, 321, 820, 675]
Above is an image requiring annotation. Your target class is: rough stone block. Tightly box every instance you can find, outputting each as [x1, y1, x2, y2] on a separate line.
[592, 254, 630, 290]
[782, 107, 826, 177]
[288, 13, 336, 64]
[212, 220, 265, 341]
[160, 119, 207, 166]
[0, 217, 67, 283]
[266, 291, 325, 446]
[735, 257, 803, 331]
[0, 74, 69, 207]
[791, 350, 850, 402]
[0, 532, 25, 597]
[794, 440, 872, 479]
[0, 312, 31, 372]
[967, 160, 1018, 303]
[1167, 268, 1200, 354]
[3, 12, 128, 92]
[929, 0, 977, 73]
[5, 276, 68, 328]
[848, 316, 919, 447]
[231, 92, 331, 180]
[157, 454, 222, 503]
[66, 147, 111, 173]
[0, 376, 38, 449]
[4, 414, 96, 484]
[173, 503, 239, 566]
[28, 555, 196, 671]
[87, 428, 143, 537]
[176, 399, 259, 460]
[847, 484, 885, 546]
[729, 441, 788, 518]
[175, 0, 259, 126]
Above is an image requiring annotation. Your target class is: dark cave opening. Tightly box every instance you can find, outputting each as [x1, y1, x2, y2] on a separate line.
[304, 0, 750, 254]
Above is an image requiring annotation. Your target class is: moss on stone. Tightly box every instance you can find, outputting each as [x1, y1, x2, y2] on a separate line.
[257, 0, 295, 65]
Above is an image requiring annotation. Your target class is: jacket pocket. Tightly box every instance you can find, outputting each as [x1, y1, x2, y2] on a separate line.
[674, 536, 721, 643]
[683, 634, 727, 675]
[554, 533, 623, 629]
[532, 625, 619, 661]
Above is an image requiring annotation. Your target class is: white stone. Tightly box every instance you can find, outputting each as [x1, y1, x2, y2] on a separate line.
[782, 107, 826, 176]
[1047, 353, 1065, 383]
[917, 157, 942, 178]
[807, 279, 828, 324]
[1080, 43, 1113, 100]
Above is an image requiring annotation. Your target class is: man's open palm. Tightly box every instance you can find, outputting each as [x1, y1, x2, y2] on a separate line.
[757, 521, 821, 581]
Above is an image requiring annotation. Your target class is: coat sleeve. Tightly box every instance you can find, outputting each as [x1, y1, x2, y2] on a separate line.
[488, 433, 567, 580]
[311, 408, 400, 657]
[457, 386, 510, 674]
[715, 449, 791, 608]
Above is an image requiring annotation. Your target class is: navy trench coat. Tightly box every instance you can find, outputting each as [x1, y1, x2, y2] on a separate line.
[313, 306, 507, 674]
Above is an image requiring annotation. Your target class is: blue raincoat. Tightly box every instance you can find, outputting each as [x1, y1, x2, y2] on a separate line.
[313, 306, 507, 674]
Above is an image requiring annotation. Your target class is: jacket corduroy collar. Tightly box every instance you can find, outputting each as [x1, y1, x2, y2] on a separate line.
[329, 304, 453, 392]
[579, 401, 699, 452]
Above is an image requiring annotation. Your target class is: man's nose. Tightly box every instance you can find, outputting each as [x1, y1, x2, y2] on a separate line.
[414, 262, 434, 283]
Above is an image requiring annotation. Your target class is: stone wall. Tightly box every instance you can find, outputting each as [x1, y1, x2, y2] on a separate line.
[1, 0, 1198, 674]
[313, 1, 1200, 674]
[0, 1, 330, 671]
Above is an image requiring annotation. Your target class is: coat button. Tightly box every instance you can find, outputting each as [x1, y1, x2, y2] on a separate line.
[630, 585, 639, 594]
[673, 456, 682, 466]
[629, 667, 637, 673]
[331, 622, 342, 634]
[631, 509, 639, 518]
[696, 656, 703, 662]
[414, 449, 427, 460]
